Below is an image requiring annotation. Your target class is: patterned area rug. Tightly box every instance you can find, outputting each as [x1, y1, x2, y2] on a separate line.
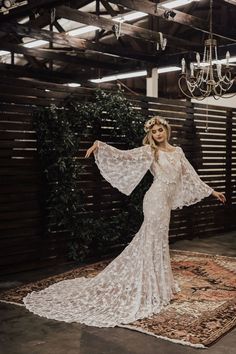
[1, 250, 236, 348]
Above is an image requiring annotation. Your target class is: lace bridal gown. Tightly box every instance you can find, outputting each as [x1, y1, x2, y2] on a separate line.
[23, 140, 213, 327]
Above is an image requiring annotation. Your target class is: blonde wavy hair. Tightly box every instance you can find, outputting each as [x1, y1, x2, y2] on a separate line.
[142, 116, 172, 161]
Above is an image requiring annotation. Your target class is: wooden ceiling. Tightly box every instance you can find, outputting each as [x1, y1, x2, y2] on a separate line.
[0, 0, 235, 96]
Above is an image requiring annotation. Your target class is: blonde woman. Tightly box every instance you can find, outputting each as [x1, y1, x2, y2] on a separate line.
[23, 116, 225, 327]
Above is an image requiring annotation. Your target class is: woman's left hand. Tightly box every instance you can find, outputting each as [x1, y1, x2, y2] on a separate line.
[212, 190, 226, 204]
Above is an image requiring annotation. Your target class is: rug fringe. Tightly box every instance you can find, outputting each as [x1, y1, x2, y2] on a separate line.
[117, 324, 207, 349]
[0, 299, 24, 307]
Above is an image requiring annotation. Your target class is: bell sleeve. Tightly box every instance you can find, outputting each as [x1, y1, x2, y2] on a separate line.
[93, 140, 154, 196]
[171, 147, 214, 210]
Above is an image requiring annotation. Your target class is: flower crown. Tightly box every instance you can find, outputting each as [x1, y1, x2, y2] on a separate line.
[144, 117, 169, 133]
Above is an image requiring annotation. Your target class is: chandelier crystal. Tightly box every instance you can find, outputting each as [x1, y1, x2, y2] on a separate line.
[178, 0, 235, 100]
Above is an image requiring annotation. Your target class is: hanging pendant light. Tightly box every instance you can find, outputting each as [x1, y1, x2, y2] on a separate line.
[178, 0, 235, 100]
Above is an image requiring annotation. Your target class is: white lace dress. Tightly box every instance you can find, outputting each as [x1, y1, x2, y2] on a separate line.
[23, 141, 214, 327]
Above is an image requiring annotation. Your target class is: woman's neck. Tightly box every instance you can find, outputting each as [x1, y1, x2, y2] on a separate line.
[156, 142, 171, 149]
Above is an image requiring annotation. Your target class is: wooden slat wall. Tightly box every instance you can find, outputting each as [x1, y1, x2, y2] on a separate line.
[192, 103, 231, 237]
[232, 108, 236, 225]
[0, 76, 235, 274]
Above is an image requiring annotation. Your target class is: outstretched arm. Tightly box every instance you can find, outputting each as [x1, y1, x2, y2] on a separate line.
[171, 147, 226, 210]
[84, 141, 99, 158]
[182, 150, 226, 204]
[84, 140, 154, 195]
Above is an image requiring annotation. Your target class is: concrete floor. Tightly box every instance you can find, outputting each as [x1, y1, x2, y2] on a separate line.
[0, 230, 236, 354]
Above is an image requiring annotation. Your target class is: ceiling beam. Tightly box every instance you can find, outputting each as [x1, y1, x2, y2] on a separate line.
[6, 31, 48, 70]
[55, 5, 162, 44]
[0, 22, 87, 48]
[55, 5, 201, 50]
[223, 0, 236, 5]
[0, 42, 125, 70]
[83, 39, 160, 63]
[0, 62, 93, 83]
[109, 0, 236, 44]
[24, 10, 52, 29]
[0, 23, 161, 64]
[108, 0, 208, 31]
[100, 0, 118, 16]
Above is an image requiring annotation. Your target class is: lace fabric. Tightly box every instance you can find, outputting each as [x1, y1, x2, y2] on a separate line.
[23, 141, 214, 327]
[93, 140, 154, 195]
[170, 147, 214, 210]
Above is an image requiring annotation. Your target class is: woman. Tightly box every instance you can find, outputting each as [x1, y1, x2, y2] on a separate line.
[23, 116, 226, 327]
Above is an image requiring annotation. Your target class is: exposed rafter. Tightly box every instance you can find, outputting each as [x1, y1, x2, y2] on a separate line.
[100, 0, 118, 16]
[0, 23, 161, 64]
[55, 5, 163, 44]
[0, 42, 127, 70]
[0, 62, 95, 83]
[223, 0, 236, 6]
[108, 0, 236, 44]
[55, 5, 201, 50]
[108, 0, 208, 31]
[0, 22, 87, 49]
[0, 0, 234, 96]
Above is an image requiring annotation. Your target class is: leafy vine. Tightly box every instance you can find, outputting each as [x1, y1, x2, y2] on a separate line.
[33, 89, 152, 262]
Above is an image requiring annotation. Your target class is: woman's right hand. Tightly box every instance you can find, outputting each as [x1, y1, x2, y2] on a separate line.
[84, 141, 98, 158]
[211, 190, 226, 204]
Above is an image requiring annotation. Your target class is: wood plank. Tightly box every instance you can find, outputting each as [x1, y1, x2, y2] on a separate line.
[0, 141, 36, 148]
[0, 184, 41, 193]
[0, 150, 38, 158]
[0, 131, 36, 139]
[0, 63, 88, 86]
[0, 217, 42, 230]
[0, 113, 32, 122]
[0, 84, 69, 99]
[0, 161, 39, 168]
[0, 200, 41, 212]
[0, 121, 33, 130]
[0, 22, 86, 49]
[109, 0, 208, 31]
[0, 175, 41, 184]
[0, 209, 42, 221]
[0, 93, 61, 106]
[0, 42, 122, 71]
[194, 102, 229, 111]
[56, 5, 197, 50]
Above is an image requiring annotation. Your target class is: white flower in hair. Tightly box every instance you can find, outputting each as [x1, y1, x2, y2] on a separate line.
[144, 118, 155, 132]
[144, 117, 168, 132]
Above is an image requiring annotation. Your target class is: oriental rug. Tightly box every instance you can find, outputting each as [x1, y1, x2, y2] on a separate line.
[0, 250, 235, 348]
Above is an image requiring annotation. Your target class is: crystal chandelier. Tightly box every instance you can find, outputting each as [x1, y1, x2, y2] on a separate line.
[178, 0, 235, 100]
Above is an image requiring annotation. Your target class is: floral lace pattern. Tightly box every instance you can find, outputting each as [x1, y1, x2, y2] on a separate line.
[94, 140, 154, 195]
[170, 148, 214, 210]
[23, 141, 213, 327]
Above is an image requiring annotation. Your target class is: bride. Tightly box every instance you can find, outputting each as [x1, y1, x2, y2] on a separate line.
[23, 116, 226, 327]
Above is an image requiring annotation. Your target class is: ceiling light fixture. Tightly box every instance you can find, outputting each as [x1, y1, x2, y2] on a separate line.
[0, 50, 9, 56]
[90, 70, 147, 83]
[114, 11, 147, 23]
[23, 40, 48, 48]
[65, 83, 81, 87]
[68, 25, 100, 36]
[178, 0, 235, 99]
[161, 0, 201, 9]
[90, 66, 181, 83]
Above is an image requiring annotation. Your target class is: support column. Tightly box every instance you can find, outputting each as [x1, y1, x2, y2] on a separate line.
[146, 68, 158, 97]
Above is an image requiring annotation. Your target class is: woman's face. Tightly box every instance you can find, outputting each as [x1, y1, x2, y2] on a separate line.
[151, 124, 167, 143]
